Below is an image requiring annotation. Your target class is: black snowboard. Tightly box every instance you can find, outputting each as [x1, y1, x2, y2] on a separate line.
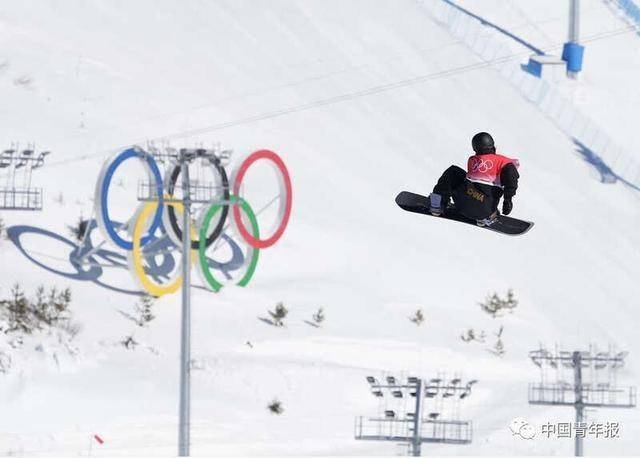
[395, 191, 534, 236]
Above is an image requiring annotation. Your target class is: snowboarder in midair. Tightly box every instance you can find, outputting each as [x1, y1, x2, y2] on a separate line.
[429, 132, 520, 226]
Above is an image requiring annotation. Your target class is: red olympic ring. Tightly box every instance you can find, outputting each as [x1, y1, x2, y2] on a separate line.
[232, 150, 292, 249]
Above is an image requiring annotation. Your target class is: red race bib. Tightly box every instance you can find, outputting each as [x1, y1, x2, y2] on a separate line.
[466, 153, 519, 187]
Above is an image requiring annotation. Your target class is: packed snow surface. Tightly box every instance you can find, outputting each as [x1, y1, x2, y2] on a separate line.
[0, 0, 638, 455]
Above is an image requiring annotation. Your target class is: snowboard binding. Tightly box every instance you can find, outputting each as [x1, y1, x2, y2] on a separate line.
[476, 210, 499, 227]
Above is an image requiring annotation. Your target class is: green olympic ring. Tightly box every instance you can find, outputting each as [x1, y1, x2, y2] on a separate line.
[198, 196, 260, 292]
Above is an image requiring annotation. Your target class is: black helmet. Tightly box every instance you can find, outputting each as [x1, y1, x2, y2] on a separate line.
[472, 132, 495, 154]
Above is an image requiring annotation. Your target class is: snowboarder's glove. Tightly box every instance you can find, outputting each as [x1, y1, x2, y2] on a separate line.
[502, 198, 513, 216]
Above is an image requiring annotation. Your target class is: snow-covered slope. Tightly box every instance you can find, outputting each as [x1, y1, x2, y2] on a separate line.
[454, 0, 640, 155]
[0, 0, 638, 455]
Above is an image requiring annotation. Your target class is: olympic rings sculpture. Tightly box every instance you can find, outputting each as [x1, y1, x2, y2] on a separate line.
[93, 146, 292, 296]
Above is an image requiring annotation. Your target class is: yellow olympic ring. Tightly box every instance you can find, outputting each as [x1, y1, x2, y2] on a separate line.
[129, 199, 196, 297]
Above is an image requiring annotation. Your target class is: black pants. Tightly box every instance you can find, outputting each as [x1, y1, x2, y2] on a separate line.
[433, 165, 499, 220]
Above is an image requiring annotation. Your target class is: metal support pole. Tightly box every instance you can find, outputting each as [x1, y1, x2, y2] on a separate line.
[178, 155, 192, 457]
[573, 351, 584, 457]
[568, 0, 580, 79]
[568, 0, 579, 42]
[412, 379, 423, 457]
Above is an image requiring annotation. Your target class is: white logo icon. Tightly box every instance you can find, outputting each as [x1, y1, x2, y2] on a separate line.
[510, 417, 536, 439]
[471, 158, 494, 173]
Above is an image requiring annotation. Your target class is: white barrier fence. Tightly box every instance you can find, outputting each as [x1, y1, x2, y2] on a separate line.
[609, 0, 640, 32]
[421, 0, 640, 189]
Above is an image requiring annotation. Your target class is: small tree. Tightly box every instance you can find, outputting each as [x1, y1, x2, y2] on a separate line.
[120, 294, 156, 327]
[409, 309, 425, 326]
[32, 286, 54, 326]
[269, 302, 288, 327]
[479, 289, 518, 318]
[460, 328, 486, 343]
[505, 290, 518, 310]
[134, 294, 155, 327]
[312, 307, 325, 325]
[118, 295, 155, 350]
[122, 335, 138, 350]
[55, 288, 72, 316]
[490, 338, 505, 357]
[31, 286, 71, 327]
[68, 216, 88, 242]
[0, 285, 76, 340]
[267, 399, 283, 415]
[488, 326, 505, 357]
[460, 328, 475, 342]
[1, 283, 32, 334]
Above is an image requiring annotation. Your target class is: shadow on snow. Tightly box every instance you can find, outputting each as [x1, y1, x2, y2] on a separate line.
[572, 138, 640, 192]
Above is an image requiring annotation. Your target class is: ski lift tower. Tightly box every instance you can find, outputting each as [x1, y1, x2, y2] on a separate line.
[528, 344, 637, 456]
[138, 144, 230, 457]
[523, 0, 584, 79]
[355, 374, 476, 456]
[563, 0, 585, 79]
[0, 143, 50, 211]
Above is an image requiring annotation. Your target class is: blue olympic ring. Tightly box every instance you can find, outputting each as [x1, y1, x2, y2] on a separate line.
[99, 148, 164, 250]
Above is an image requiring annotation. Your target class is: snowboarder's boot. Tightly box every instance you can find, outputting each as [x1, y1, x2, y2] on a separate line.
[428, 193, 444, 216]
